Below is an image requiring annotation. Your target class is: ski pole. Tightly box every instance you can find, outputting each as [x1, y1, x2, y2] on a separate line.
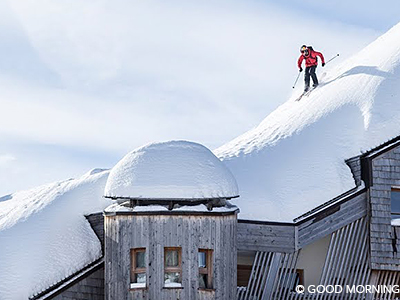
[292, 71, 301, 89]
[325, 53, 339, 65]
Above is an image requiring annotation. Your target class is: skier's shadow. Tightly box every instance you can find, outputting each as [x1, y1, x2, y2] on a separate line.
[322, 65, 392, 86]
[0, 194, 12, 202]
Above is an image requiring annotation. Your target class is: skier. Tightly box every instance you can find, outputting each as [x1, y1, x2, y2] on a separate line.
[298, 45, 325, 92]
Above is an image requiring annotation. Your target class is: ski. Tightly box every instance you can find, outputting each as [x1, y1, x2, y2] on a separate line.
[295, 80, 326, 101]
[295, 91, 307, 101]
[295, 87, 314, 101]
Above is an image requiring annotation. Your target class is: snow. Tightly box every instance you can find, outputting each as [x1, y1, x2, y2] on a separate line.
[2, 19, 400, 300]
[35, 260, 104, 300]
[164, 282, 182, 288]
[0, 169, 111, 299]
[391, 219, 400, 226]
[0, 140, 238, 299]
[104, 140, 239, 200]
[130, 283, 146, 289]
[215, 22, 400, 222]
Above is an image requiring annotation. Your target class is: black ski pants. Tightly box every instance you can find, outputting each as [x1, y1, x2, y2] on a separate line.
[304, 65, 318, 90]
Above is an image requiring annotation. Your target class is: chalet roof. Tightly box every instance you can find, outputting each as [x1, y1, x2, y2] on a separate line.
[214, 22, 400, 222]
[297, 133, 400, 222]
[30, 259, 104, 300]
[104, 140, 239, 201]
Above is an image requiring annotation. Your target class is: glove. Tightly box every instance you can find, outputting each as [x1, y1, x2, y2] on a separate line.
[299, 67, 303, 72]
[322, 63, 325, 67]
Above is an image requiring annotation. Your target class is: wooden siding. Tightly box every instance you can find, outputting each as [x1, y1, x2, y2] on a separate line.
[297, 192, 367, 249]
[370, 270, 400, 300]
[237, 217, 370, 300]
[237, 222, 296, 253]
[237, 251, 300, 300]
[105, 213, 237, 300]
[369, 146, 400, 270]
[312, 217, 370, 300]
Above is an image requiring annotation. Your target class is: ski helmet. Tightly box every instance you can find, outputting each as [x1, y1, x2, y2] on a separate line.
[300, 45, 307, 53]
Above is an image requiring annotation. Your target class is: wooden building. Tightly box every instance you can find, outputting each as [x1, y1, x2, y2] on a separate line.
[102, 141, 239, 300]
[31, 136, 400, 300]
[104, 202, 238, 300]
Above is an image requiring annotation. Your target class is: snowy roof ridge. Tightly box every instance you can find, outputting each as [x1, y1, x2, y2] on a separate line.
[0, 169, 111, 299]
[216, 22, 400, 159]
[213, 22, 400, 221]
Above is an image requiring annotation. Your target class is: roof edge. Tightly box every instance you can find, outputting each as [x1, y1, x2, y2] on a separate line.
[29, 258, 104, 300]
[104, 195, 240, 201]
[104, 208, 239, 217]
[361, 134, 400, 159]
[293, 186, 366, 224]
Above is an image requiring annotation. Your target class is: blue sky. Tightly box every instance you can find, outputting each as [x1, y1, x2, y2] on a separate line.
[1, 0, 399, 195]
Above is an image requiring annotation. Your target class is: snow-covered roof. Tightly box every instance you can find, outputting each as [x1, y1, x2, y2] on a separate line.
[104, 140, 239, 200]
[3, 21, 400, 300]
[215, 22, 400, 222]
[0, 169, 111, 299]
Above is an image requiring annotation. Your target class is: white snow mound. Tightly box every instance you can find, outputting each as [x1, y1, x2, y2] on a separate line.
[216, 22, 400, 222]
[105, 140, 239, 200]
[0, 169, 110, 299]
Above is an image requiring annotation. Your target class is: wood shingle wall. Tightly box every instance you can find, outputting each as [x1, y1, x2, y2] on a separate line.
[369, 146, 400, 270]
[50, 265, 104, 300]
[346, 156, 363, 187]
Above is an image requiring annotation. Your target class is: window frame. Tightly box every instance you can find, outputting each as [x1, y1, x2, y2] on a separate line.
[164, 247, 182, 287]
[198, 248, 213, 290]
[130, 248, 146, 287]
[391, 188, 400, 219]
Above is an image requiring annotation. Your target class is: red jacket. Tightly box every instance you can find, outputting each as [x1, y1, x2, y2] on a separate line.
[298, 48, 325, 68]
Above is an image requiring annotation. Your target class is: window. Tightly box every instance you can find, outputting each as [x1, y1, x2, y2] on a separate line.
[130, 248, 146, 288]
[237, 265, 252, 287]
[391, 188, 400, 220]
[198, 249, 213, 289]
[294, 269, 304, 287]
[164, 247, 182, 287]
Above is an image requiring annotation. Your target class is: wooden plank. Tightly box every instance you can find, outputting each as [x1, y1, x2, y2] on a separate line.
[237, 222, 295, 252]
[105, 213, 237, 300]
[261, 253, 281, 300]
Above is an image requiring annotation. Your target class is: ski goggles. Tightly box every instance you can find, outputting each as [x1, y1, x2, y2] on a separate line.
[300, 47, 308, 53]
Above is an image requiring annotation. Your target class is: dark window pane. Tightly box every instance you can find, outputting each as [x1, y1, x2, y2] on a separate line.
[199, 274, 207, 289]
[164, 272, 181, 284]
[135, 273, 146, 283]
[136, 251, 145, 268]
[165, 250, 179, 267]
[391, 191, 400, 218]
[198, 251, 206, 268]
